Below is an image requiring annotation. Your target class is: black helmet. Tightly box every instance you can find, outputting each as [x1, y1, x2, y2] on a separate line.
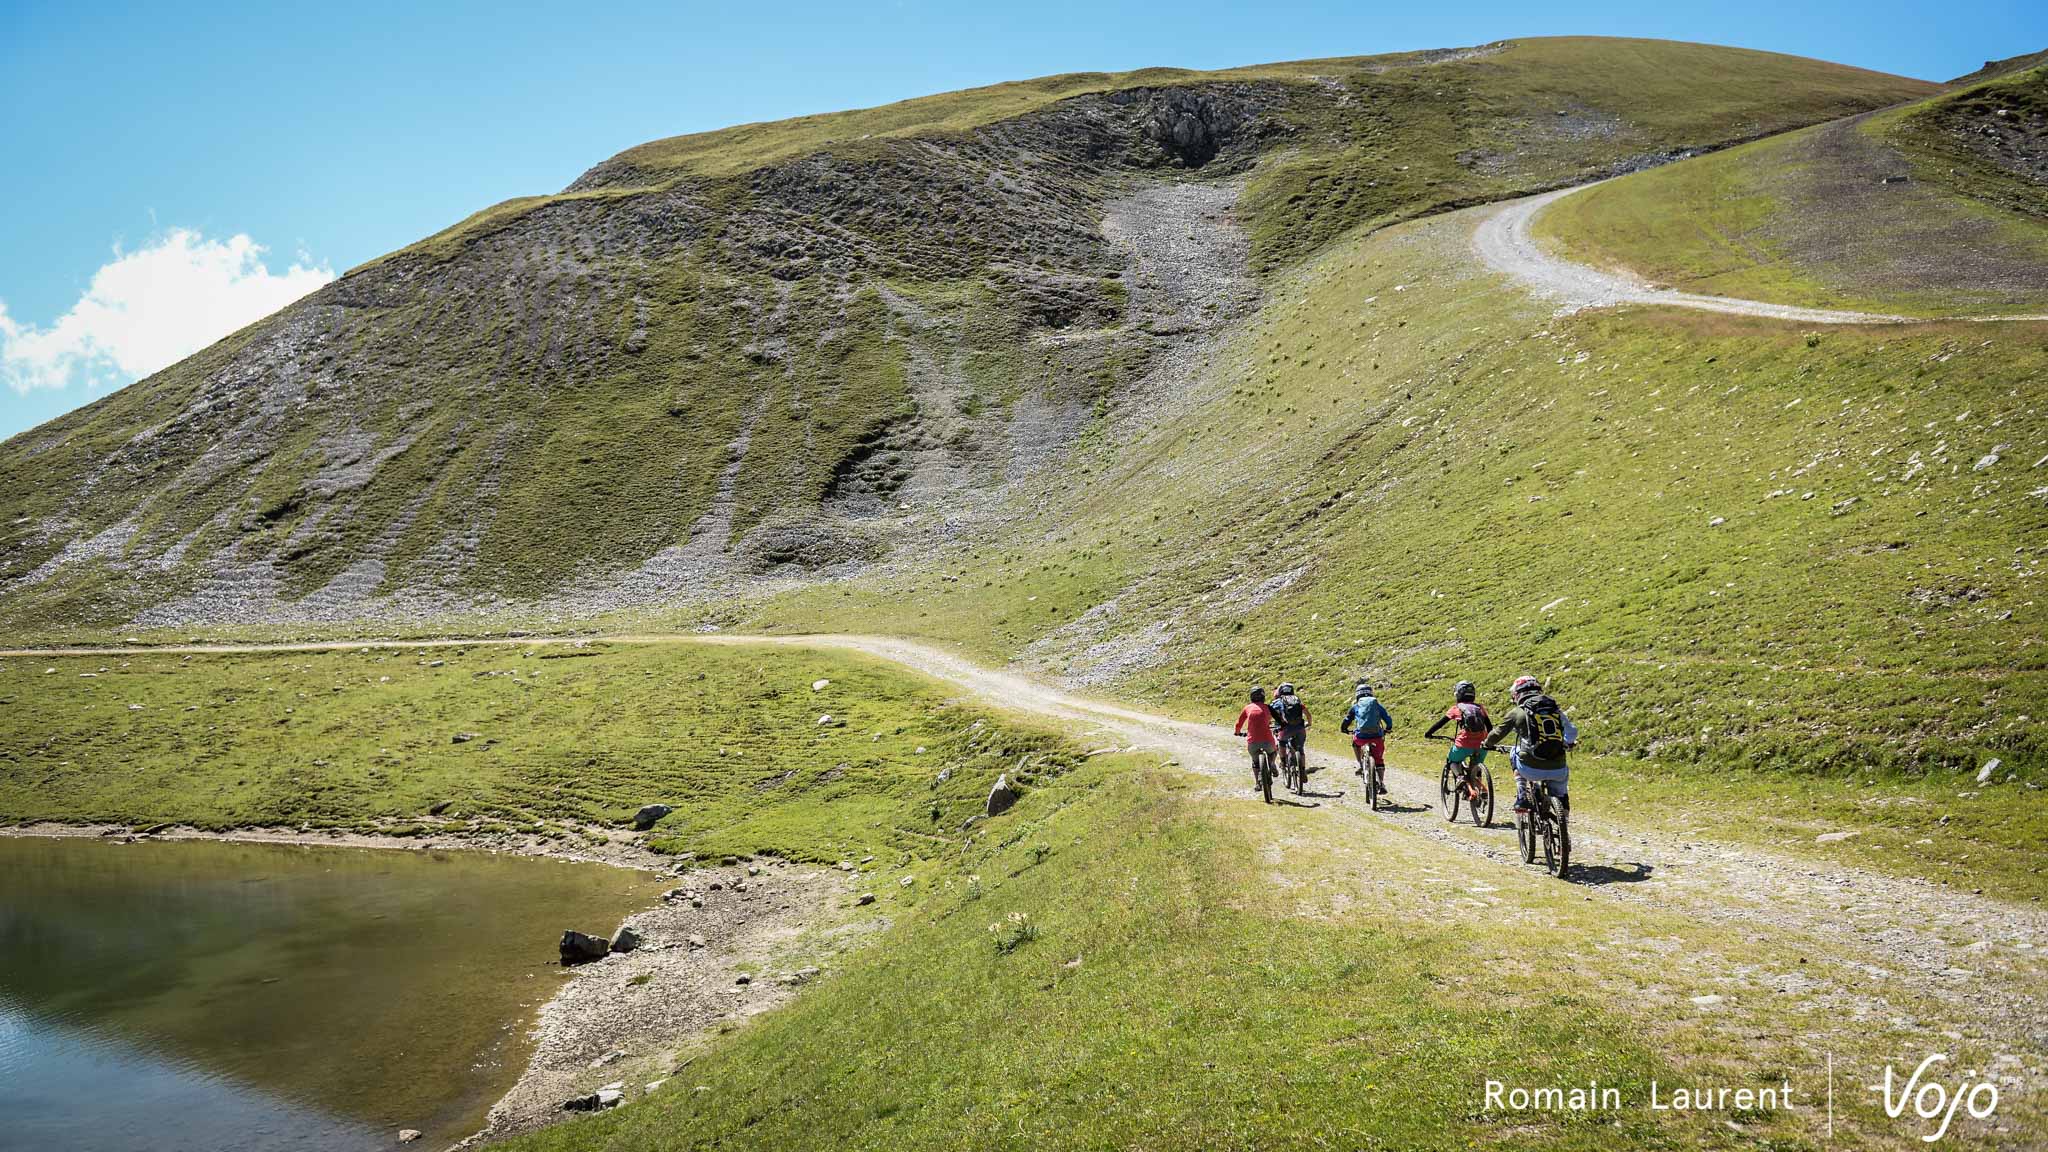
[1250, 686, 1267, 704]
[1454, 680, 1476, 703]
[1278, 682, 1295, 696]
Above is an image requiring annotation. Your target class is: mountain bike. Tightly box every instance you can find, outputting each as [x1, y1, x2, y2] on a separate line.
[1508, 764, 1570, 878]
[1430, 735, 1494, 827]
[1352, 740, 1385, 811]
[1280, 737, 1307, 795]
[1248, 741, 1276, 804]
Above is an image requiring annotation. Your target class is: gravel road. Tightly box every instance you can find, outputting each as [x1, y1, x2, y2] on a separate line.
[1473, 183, 2048, 325]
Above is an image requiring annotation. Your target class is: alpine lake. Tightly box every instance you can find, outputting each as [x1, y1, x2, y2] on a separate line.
[0, 835, 662, 1151]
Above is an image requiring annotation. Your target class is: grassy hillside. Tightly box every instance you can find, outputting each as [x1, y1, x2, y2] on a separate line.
[0, 38, 1930, 636]
[744, 196, 2048, 899]
[1533, 65, 2048, 315]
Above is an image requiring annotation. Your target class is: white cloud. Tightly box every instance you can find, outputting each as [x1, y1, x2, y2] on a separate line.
[0, 229, 334, 396]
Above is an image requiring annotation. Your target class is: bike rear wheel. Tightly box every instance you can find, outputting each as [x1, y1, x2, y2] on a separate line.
[1366, 762, 1381, 810]
[1551, 806, 1571, 877]
[1260, 752, 1274, 805]
[1471, 766, 1494, 828]
[1438, 764, 1459, 822]
[1516, 810, 1535, 863]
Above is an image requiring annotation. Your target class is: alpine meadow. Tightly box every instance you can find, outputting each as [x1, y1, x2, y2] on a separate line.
[2, 29, 2044, 1152]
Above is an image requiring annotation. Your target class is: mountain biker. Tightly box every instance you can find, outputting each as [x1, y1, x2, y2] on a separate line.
[1234, 686, 1279, 791]
[1424, 679, 1492, 770]
[1270, 681, 1312, 774]
[1340, 682, 1393, 784]
[1486, 675, 1577, 813]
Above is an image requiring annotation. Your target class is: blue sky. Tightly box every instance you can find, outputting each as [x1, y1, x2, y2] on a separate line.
[2, 0, 2041, 440]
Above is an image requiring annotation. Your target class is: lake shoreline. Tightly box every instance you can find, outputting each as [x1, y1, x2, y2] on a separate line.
[1, 821, 860, 1150]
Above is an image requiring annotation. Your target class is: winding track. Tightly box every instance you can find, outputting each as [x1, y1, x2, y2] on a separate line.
[1473, 182, 2048, 324]
[11, 630, 2044, 1062]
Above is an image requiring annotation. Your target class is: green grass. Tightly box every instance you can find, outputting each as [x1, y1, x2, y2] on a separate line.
[493, 752, 2032, 1150]
[0, 642, 1082, 866]
[1534, 68, 2048, 316]
[749, 195, 2048, 900]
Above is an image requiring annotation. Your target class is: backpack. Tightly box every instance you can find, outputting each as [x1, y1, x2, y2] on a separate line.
[1271, 694, 1304, 729]
[1516, 695, 1570, 760]
[1454, 702, 1491, 736]
[1351, 697, 1387, 737]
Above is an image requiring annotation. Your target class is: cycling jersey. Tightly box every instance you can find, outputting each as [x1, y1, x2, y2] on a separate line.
[1235, 703, 1277, 745]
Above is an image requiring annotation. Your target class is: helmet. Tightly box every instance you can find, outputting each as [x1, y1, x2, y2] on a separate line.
[1355, 682, 1373, 698]
[1454, 680, 1476, 703]
[1278, 682, 1295, 696]
[1250, 686, 1267, 704]
[1510, 675, 1542, 701]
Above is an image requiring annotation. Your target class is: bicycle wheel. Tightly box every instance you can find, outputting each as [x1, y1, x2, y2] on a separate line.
[1516, 810, 1534, 863]
[1471, 767, 1494, 829]
[1366, 762, 1380, 810]
[1552, 808, 1571, 878]
[1438, 764, 1459, 822]
[1539, 810, 1556, 873]
[1260, 753, 1274, 805]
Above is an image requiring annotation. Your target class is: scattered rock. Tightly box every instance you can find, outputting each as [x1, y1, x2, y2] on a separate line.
[561, 1086, 623, 1112]
[747, 864, 760, 876]
[559, 930, 611, 966]
[1708, 516, 1726, 527]
[855, 893, 876, 906]
[687, 933, 707, 949]
[1690, 994, 1725, 1007]
[398, 1130, 422, 1143]
[1815, 830, 1862, 844]
[811, 679, 831, 692]
[986, 773, 1019, 817]
[631, 804, 673, 831]
[451, 732, 480, 744]
[735, 973, 752, 985]
[590, 1049, 626, 1069]
[612, 926, 644, 954]
[1977, 758, 2002, 785]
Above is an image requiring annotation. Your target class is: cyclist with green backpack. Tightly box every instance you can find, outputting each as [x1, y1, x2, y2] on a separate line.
[1486, 675, 1578, 813]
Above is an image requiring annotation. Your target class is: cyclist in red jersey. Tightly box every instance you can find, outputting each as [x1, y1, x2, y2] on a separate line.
[1234, 686, 1279, 791]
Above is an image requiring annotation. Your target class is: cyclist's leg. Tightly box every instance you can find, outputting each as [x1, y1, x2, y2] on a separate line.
[1510, 750, 1530, 811]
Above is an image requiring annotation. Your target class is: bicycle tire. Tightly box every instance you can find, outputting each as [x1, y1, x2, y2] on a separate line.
[1553, 808, 1571, 878]
[1540, 810, 1556, 873]
[1472, 766, 1494, 828]
[1260, 752, 1274, 805]
[1438, 764, 1459, 822]
[1517, 810, 1534, 863]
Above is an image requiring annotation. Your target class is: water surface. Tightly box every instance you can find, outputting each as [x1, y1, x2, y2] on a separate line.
[0, 836, 659, 1151]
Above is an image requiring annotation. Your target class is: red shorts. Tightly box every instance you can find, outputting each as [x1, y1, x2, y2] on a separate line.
[1352, 735, 1385, 766]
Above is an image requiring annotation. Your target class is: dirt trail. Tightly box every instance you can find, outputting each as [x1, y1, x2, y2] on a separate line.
[12, 629, 2046, 1110]
[1473, 183, 2048, 324]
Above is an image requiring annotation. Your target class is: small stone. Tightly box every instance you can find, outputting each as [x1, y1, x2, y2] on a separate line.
[1815, 830, 1861, 844]
[590, 1048, 626, 1068]
[735, 973, 752, 985]
[747, 864, 760, 876]
[1690, 994, 1724, 1007]
[1708, 516, 1725, 527]
[631, 803, 673, 831]
[644, 1079, 666, 1093]
[899, 876, 915, 887]
[612, 926, 644, 953]
[451, 732, 480, 744]
[986, 774, 1019, 817]
[816, 714, 834, 726]
[398, 1130, 422, 1143]
[855, 893, 875, 906]
[811, 679, 831, 692]
[1976, 758, 2002, 785]
[687, 934, 707, 949]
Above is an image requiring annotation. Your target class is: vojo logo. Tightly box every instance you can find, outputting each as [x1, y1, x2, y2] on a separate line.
[1870, 1054, 1998, 1143]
